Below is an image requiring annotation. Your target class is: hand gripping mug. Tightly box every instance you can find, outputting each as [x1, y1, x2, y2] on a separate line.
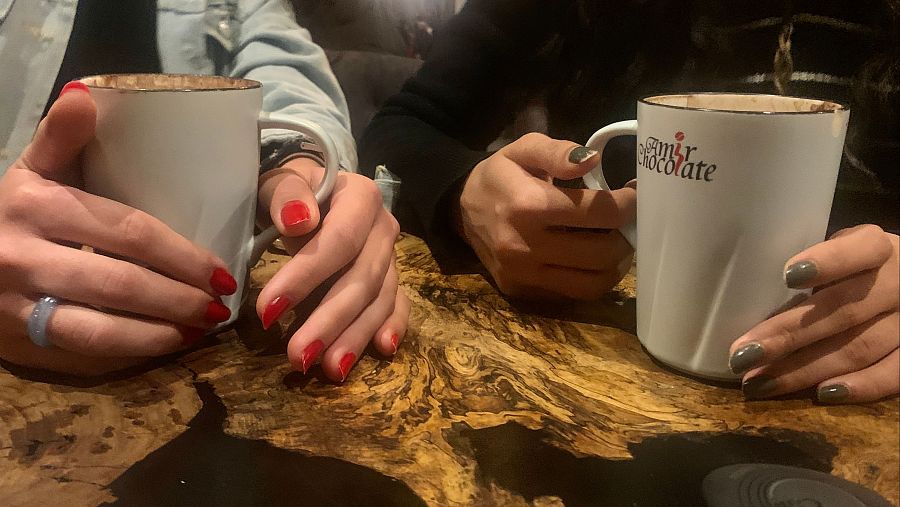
[583, 93, 849, 380]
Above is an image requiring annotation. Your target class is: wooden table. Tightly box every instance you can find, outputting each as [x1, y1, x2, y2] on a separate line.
[1, 234, 897, 506]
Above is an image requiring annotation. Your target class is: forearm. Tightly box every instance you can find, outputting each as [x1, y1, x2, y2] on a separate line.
[359, 0, 558, 244]
[232, 0, 356, 171]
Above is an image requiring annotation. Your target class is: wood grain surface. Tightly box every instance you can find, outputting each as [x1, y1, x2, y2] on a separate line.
[1, 234, 897, 506]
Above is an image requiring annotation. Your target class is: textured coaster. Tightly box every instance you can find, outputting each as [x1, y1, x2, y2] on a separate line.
[702, 464, 892, 507]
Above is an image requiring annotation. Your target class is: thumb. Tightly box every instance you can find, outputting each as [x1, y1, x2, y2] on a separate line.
[17, 81, 96, 181]
[258, 157, 323, 237]
[500, 132, 599, 180]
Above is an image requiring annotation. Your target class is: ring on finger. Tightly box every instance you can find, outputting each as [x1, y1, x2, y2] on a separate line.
[27, 295, 62, 348]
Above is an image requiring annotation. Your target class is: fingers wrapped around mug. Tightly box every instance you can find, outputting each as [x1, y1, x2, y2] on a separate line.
[728, 226, 899, 402]
[4, 235, 231, 347]
[0, 81, 238, 375]
[498, 132, 600, 180]
[3, 171, 238, 299]
[458, 135, 636, 301]
[12, 295, 207, 357]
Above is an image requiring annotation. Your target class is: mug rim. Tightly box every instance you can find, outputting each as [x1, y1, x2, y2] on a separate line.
[639, 92, 849, 115]
[80, 73, 261, 92]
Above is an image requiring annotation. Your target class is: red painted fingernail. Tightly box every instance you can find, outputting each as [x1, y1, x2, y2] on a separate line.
[280, 200, 311, 227]
[338, 352, 357, 382]
[182, 327, 206, 346]
[261, 295, 292, 330]
[209, 267, 237, 296]
[204, 301, 231, 324]
[301, 340, 325, 374]
[60, 81, 90, 96]
[390, 333, 400, 355]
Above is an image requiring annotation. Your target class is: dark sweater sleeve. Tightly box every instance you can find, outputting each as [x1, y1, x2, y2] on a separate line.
[358, 0, 563, 267]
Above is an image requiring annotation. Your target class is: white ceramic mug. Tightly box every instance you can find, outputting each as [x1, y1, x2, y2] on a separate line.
[584, 93, 850, 380]
[81, 74, 340, 326]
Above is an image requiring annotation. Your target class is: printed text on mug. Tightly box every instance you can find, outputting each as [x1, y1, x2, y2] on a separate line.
[638, 131, 717, 181]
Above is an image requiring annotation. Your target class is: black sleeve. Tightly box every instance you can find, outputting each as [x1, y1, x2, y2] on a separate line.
[358, 0, 564, 268]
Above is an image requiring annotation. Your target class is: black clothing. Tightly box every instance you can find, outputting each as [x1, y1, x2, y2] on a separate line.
[359, 0, 899, 266]
[44, 0, 160, 115]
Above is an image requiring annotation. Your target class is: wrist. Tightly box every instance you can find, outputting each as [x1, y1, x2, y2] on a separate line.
[260, 136, 326, 174]
[450, 176, 470, 244]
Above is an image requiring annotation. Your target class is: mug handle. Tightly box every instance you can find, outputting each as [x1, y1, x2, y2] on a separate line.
[248, 114, 341, 267]
[582, 120, 639, 247]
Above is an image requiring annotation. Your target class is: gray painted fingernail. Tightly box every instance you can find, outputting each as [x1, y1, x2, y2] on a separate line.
[817, 384, 850, 404]
[742, 375, 779, 399]
[729, 342, 765, 374]
[568, 146, 598, 164]
[784, 260, 818, 288]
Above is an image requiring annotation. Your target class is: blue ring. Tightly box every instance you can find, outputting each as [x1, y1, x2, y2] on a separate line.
[27, 296, 60, 348]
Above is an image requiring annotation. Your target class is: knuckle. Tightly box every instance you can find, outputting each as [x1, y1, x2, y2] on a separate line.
[842, 332, 880, 369]
[99, 265, 139, 297]
[351, 173, 383, 208]
[507, 193, 530, 215]
[59, 315, 107, 354]
[120, 210, 154, 249]
[858, 223, 885, 239]
[507, 187, 541, 215]
[4, 183, 52, 222]
[771, 320, 802, 353]
[331, 222, 366, 253]
[492, 234, 526, 262]
[873, 233, 894, 261]
[519, 132, 548, 146]
[0, 242, 20, 273]
[832, 302, 867, 331]
[363, 271, 384, 302]
[386, 213, 400, 239]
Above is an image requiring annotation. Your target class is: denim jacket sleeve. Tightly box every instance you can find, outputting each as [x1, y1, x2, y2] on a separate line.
[157, 0, 357, 172]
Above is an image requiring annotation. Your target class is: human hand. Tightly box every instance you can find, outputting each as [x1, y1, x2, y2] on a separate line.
[256, 157, 409, 382]
[0, 84, 240, 376]
[457, 133, 636, 300]
[729, 225, 899, 403]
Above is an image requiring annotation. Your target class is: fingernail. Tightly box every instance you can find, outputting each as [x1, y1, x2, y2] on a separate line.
[261, 295, 292, 330]
[729, 342, 765, 375]
[182, 327, 205, 346]
[390, 333, 400, 355]
[209, 268, 237, 296]
[204, 301, 231, 324]
[301, 340, 324, 374]
[784, 260, 818, 289]
[60, 81, 90, 97]
[817, 384, 851, 404]
[338, 352, 357, 382]
[742, 375, 779, 399]
[568, 146, 598, 164]
[280, 200, 311, 227]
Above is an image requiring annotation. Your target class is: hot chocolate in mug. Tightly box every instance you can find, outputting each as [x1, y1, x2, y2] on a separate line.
[584, 93, 850, 380]
[81, 74, 340, 327]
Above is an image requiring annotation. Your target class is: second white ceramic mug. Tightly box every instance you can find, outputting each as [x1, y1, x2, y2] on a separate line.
[584, 93, 850, 380]
[81, 74, 340, 326]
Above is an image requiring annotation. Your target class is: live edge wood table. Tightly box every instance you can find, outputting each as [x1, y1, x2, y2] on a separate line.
[1, 234, 897, 507]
